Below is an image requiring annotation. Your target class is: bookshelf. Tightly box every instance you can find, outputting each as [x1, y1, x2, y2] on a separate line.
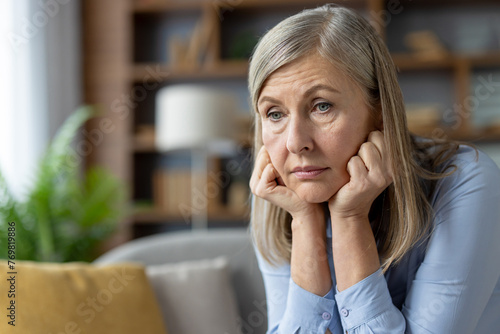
[387, 0, 500, 140]
[83, 0, 500, 241]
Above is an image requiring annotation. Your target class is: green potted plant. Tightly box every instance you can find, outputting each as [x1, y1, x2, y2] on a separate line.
[0, 107, 127, 262]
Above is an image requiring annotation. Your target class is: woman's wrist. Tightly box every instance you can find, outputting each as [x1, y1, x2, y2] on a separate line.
[329, 211, 369, 226]
[290, 205, 326, 232]
[291, 209, 332, 296]
[328, 199, 372, 223]
[329, 215, 373, 248]
[329, 215, 380, 291]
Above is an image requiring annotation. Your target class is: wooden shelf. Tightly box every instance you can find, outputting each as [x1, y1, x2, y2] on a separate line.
[466, 51, 500, 68]
[133, 0, 370, 13]
[410, 125, 500, 143]
[453, 126, 500, 142]
[222, 0, 369, 10]
[133, 1, 203, 13]
[133, 141, 157, 153]
[392, 51, 500, 71]
[130, 60, 248, 82]
[394, 0, 500, 8]
[84, 0, 500, 241]
[392, 53, 455, 71]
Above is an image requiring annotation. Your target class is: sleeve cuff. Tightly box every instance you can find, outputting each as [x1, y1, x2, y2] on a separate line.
[334, 268, 396, 330]
[281, 278, 337, 332]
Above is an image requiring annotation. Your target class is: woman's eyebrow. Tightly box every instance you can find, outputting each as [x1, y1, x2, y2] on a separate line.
[257, 96, 281, 107]
[257, 84, 340, 108]
[303, 84, 340, 97]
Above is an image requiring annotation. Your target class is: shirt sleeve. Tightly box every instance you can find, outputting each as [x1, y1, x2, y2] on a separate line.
[401, 149, 500, 333]
[334, 269, 406, 333]
[254, 248, 340, 333]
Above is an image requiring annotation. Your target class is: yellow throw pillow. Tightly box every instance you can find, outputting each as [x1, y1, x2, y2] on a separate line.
[0, 260, 168, 334]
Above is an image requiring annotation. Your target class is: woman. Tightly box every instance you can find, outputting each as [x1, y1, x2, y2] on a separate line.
[248, 4, 500, 334]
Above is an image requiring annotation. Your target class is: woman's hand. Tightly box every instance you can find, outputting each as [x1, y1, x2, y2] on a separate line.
[250, 146, 322, 220]
[328, 131, 393, 221]
[251, 146, 332, 296]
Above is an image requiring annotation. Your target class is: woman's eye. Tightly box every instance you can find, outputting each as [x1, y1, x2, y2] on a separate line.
[267, 111, 283, 121]
[315, 102, 332, 112]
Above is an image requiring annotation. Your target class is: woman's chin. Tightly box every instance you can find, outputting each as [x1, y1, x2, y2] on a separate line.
[297, 189, 334, 204]
[291, 180, 344, 204]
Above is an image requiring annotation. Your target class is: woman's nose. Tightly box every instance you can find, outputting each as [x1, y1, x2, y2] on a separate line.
[286, 117, 313, 154]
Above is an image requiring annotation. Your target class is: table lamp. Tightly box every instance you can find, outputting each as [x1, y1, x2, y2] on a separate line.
[155, 84, 239, 230]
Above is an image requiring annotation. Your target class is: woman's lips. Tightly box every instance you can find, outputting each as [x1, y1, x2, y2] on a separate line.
[291, 167, 328, 180]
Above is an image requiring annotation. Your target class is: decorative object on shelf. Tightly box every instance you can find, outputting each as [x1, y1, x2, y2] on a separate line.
[0, 107, 127, 262]
[405, 103, 442, 137]
[153, 167, 192, 216]
[404, 30, 448, 61]
[152, 152, 223, 218]
[155, 84, 239, 230]
[134, 125, 156, 150]
[228, 30, 260, 59]
[169, 35, 190, 67]
[168, 8, 217, 69]
[227, 181, 250, 215]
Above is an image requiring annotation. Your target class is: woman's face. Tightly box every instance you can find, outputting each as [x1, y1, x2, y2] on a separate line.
[257, 53, 379, 203]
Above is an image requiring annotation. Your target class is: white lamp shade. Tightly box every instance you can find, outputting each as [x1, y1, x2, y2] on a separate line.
[155, 84, 238, 153]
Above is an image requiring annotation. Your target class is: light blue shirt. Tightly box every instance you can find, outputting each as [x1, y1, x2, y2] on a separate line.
[255, 146, 500, 333]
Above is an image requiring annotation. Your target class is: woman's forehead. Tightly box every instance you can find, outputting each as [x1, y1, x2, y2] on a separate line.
[259, 55, 360, 100]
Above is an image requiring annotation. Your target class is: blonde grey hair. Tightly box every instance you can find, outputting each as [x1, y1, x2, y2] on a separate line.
[249, 4, 451, 272]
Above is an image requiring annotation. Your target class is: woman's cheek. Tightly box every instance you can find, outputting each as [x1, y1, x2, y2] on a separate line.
[262, 127, 281, 157]
[262, 133, 287, 178]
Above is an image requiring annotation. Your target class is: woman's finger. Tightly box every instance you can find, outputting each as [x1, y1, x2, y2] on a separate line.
[250, 146, 271, 190]
[367, 131, 385, 157]
[357, 141, 381, 172]
[261, 163, 279, 188]
[251, 150, 283, 198]
[346, 155, 367, 180]
[255, 146, 270, 177]
[249, 146, 314, 217]
[368, 130, 393, 179]
[254, 163, 293, 205]
[354, 132, 393, 189]
[363, 131, 392, 180]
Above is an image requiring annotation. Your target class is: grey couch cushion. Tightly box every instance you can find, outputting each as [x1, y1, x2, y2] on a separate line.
[94, 228, 267, 334]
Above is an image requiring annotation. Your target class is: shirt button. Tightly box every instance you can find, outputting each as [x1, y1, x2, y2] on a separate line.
[322, 311, 331, 320]
[340, 308, 349, 317]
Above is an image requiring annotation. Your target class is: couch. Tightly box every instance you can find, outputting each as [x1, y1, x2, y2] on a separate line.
[0, 228, 267, 334]
[95, 227, 267, 334]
